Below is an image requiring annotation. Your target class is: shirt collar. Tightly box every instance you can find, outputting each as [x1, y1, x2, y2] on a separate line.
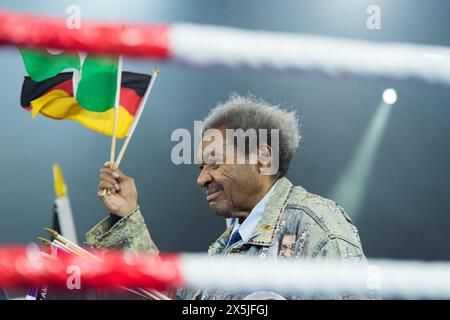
[231, 180, 280, 242]
[208, 177, 296, 255]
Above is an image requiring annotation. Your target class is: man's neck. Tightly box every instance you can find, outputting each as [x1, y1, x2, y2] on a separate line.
[234, 178, 277, 224]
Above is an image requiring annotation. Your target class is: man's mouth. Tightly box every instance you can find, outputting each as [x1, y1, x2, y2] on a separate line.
[206, 189, 222, 201]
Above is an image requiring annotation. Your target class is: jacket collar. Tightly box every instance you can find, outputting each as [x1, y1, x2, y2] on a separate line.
[208, 177, 294, 255]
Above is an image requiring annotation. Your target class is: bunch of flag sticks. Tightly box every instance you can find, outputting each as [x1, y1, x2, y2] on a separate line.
[37, 228, 170, 300]
[102, 64, 159, 197]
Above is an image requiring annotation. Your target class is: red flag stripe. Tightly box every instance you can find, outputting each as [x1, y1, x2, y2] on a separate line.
[23, 79, 143, 116]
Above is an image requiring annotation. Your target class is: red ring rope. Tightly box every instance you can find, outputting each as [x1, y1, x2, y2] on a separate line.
[0, 10, 171, 58]
[0, 246, 183, 290]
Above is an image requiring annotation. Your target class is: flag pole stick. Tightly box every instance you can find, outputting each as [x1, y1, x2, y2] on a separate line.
[116, 67, 158, 168]
[115, 137, 131, 168]
[102, 56, 123, 197]
[110, 55, 123, 165]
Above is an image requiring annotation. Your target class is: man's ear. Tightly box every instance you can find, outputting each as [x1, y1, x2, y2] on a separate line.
[257, 144, 272, 169]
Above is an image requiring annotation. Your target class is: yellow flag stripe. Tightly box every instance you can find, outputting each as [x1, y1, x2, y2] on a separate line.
[30, 89, 134, 138]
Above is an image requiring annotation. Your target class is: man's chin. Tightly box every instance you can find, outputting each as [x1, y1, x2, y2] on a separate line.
[209, 202, 233, 218]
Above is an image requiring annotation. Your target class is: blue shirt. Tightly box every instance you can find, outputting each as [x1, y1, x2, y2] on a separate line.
[227, 180, 279, 246]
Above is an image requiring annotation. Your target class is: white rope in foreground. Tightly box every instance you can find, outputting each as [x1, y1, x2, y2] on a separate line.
[171, 24, 450, 86]
[180, 255, 450, 299]
[1, 247, 449, 299]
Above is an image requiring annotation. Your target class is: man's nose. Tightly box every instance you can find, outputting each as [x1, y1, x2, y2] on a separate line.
[197, 167, 213, 188]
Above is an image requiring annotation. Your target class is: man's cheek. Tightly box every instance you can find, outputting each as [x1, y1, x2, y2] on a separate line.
[221, 188, 233, 205]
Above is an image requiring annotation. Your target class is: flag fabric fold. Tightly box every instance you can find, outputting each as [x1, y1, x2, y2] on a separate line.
[75, 55, 120, 112]
[19, 49, 152, 138]
[21, 71, 151, 138]
[19, 48, 80, 82]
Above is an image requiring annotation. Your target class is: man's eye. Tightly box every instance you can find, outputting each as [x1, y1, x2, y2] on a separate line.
[209, 159, 220, 168]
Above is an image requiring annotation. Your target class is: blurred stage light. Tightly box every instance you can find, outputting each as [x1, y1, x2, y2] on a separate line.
[331, 98, 393, 219]
[383, 88, 397, 105]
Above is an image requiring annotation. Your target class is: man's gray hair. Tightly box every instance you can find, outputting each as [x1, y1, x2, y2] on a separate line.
[202, 94, 300, 177]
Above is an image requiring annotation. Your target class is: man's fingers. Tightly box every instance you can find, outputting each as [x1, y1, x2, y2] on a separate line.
[104, 161, 115, 169]
[111, 167, 127, 181]
[98, 181, 116, 194]
[97, 182, 115, 194]
[100, 172, 120, 190]
[101, 164, 127, 181]
[100, 167, 120, 180]
[99, 162, 133, 196]
[100, 173, 120, 191]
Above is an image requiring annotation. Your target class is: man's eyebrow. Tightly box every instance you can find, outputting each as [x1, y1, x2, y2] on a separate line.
[203, 152, 213, 163]
[196, 150, 210, 165]
[202, 151, 224, 165]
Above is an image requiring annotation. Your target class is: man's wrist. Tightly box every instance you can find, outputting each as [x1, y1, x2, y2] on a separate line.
[108, 213, 122, 228]
[112, 204, 139, 217]
[109, 205, 139, 227]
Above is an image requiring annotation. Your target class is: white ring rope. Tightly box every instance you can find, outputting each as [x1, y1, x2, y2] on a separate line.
[172, 24, 450, 86]
[180, 255, 450, 299]
[1, 9, 449, 86]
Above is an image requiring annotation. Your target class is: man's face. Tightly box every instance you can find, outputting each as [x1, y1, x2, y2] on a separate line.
[197, 129, 263, 218]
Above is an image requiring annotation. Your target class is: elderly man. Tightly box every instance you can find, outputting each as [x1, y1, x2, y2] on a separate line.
[86, 94, 365, 299]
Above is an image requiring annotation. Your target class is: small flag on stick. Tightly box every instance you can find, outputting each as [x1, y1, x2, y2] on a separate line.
[52, 164, 78, 244]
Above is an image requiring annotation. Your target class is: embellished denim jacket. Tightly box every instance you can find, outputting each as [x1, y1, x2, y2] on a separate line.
[85, 177, 365, 299]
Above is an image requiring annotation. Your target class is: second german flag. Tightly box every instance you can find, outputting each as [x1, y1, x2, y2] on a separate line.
[20, 71, 151, 138]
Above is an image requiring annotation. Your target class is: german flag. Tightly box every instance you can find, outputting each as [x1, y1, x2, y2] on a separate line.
[21, 72, 151, 138]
